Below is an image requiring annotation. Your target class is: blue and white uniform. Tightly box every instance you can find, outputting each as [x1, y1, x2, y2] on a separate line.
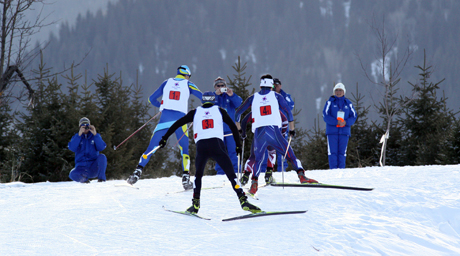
[322, 94, 357, 169]
[236, 84, 302, 178]
[139, 73, 202, 172]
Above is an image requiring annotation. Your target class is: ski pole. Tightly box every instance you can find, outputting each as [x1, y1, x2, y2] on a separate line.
[282, 136, 292, 188]
[238, 137, 245, 181]
[114, 111, 161, 150]
[142, 145, 160, 159]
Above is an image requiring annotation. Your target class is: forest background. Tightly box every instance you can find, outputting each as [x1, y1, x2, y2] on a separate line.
[1, 0, 460, 183]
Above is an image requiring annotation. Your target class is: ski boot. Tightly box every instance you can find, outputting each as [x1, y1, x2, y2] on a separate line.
[297, 169, 318, 184]
[240, 170, 251, 186]
[186, 198, 200, 214]
[249, 176, 258, 194]
[239, 194, 261, 213]
[127, 167, 143, 185]
[264, 167, 275, 184]
[182, 172, 193, 190]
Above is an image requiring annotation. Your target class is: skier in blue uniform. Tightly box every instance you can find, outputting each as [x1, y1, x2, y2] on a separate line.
[267, 78, 294, 174]
[322, 83, 357, 169]
[212, 77, 242, 174]
[68, 117, 107, 183]
[235, 74, 318, 194]
[158, 92, 261, 214]
[127, 65, 202, 189]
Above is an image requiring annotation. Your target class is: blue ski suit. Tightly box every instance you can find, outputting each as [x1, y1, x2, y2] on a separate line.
[68, 132, 107, 182]
[236, 88, 303, 178]
[140, 75, 202, 172]
[322, 95, 357, 169]
[274, 89, 294, 172]
[214, 91, 242, 174]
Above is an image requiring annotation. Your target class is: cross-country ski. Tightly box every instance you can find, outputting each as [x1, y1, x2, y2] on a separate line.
[270, 182, 373, 191]
[222, 210, 307, 221]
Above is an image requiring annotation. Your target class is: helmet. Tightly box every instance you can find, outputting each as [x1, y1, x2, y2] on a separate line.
[177, 65, 191, 77]
[202, 91, 216, 104]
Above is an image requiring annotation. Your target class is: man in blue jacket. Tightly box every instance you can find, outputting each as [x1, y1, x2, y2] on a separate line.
[213, 77, 242, 174]
[68, 117, 107, 183]
[322, 83, 357, 169]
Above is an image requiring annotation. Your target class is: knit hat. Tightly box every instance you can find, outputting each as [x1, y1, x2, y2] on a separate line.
[213, 76, 227, 86]
[273, 78, 282, 85]
[333, 83, 346, 95]
[177, 65, 191, 76]
[79, 117, 90, 126]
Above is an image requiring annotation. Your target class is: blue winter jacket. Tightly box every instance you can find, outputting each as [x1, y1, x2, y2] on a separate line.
[278, 89, 294, 115]
[322, 96, 357, 136]
[68, 133, 107, 168]
[215, 91, 242, 133]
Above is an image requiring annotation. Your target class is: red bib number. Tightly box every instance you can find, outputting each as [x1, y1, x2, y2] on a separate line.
[169, 91, 181, 100]
[202, 119, 214, 129]
[260, 106, 272, 116]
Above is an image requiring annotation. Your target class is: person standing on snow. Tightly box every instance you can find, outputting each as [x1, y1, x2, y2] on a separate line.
[322, 83, 357, 169]
[127, 65, 202, 190]
[212, 76, 242, 174]
[158, 91, 261, 214]
[264, 78, 294, 178]
[235, 74, 318, 195]
[68, 117, 107, 183]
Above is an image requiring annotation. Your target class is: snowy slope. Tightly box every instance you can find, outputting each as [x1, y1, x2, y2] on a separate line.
[1, 165, 459, 255]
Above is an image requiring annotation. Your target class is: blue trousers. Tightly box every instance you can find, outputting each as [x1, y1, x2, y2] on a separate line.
[215, 135, 238, 174]
[253, 126, 303, 178]
[69, 154, 107, 182]
[327, 134, 349, 169]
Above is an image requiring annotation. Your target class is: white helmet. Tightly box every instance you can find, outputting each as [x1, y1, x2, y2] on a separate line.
[333, 83, 346, 95]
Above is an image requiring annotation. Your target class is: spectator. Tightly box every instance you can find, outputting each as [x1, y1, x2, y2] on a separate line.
[68, 117, 107, 183]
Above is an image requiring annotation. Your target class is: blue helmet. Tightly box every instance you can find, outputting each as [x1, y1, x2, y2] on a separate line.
[202, 91, 216, 105]
[177, 65, 191, 77]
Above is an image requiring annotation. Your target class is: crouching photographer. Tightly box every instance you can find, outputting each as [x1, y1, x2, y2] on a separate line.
[68, 117, 107, 183]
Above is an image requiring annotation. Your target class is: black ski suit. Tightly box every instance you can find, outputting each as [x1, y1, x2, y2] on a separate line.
[162, 104, 244, 198]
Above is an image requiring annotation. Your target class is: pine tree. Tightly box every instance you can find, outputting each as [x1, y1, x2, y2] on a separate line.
[299, 116, 329, 170]
[348, 83, 379, 167]
[399, 50, 454, 165]
[227, 56, 254, 166]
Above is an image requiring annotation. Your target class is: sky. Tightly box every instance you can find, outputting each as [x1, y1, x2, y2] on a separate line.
[1, 165, 460, 255]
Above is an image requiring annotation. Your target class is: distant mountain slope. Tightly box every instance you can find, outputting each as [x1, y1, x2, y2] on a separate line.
[35, 0, 460, 129]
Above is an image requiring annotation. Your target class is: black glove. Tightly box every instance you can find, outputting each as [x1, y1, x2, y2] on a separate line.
[289, 130, 296, 137]
[159, 136, 167, 148]
[236, 145, 242, 155]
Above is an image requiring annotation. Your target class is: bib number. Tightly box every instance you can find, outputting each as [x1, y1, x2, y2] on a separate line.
[169, 91, 181, 100]
[202, 119, 214, 129]
[260, 106, 272, 116]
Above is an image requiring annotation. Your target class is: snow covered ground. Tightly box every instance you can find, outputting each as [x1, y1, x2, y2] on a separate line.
[1, 165, 460, 255]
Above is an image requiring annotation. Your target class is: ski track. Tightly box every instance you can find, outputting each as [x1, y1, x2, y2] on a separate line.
[1, 166, 460, 255]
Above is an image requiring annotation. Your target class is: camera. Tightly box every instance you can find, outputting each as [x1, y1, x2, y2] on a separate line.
[83, 124, 90, 130]
[220, 87, 227, 93]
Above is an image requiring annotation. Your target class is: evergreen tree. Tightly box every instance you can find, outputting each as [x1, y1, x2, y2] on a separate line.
[399, 50, 455, 165]
[299, 116, 329, 170]
[227, 56, 254, 166]
[0, 95, 21, 182]
[348, 84, 379, 167]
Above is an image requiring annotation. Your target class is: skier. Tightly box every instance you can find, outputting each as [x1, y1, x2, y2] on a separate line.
[235, 74, 318, 194]
[239, 110, 288, 186]
[68, 117, 107, 183]
[212, 76, 242, 174]
[127, 65, 202, 190]
[268, 78, 294, 174]
[158, 91, 261, 214]
[322, 83, 357, 169]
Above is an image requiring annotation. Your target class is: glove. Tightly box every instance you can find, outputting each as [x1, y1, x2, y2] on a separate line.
[289, 130, 296, 137]
[159, 136, 167, 148]
[236, 145, 242, 155]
